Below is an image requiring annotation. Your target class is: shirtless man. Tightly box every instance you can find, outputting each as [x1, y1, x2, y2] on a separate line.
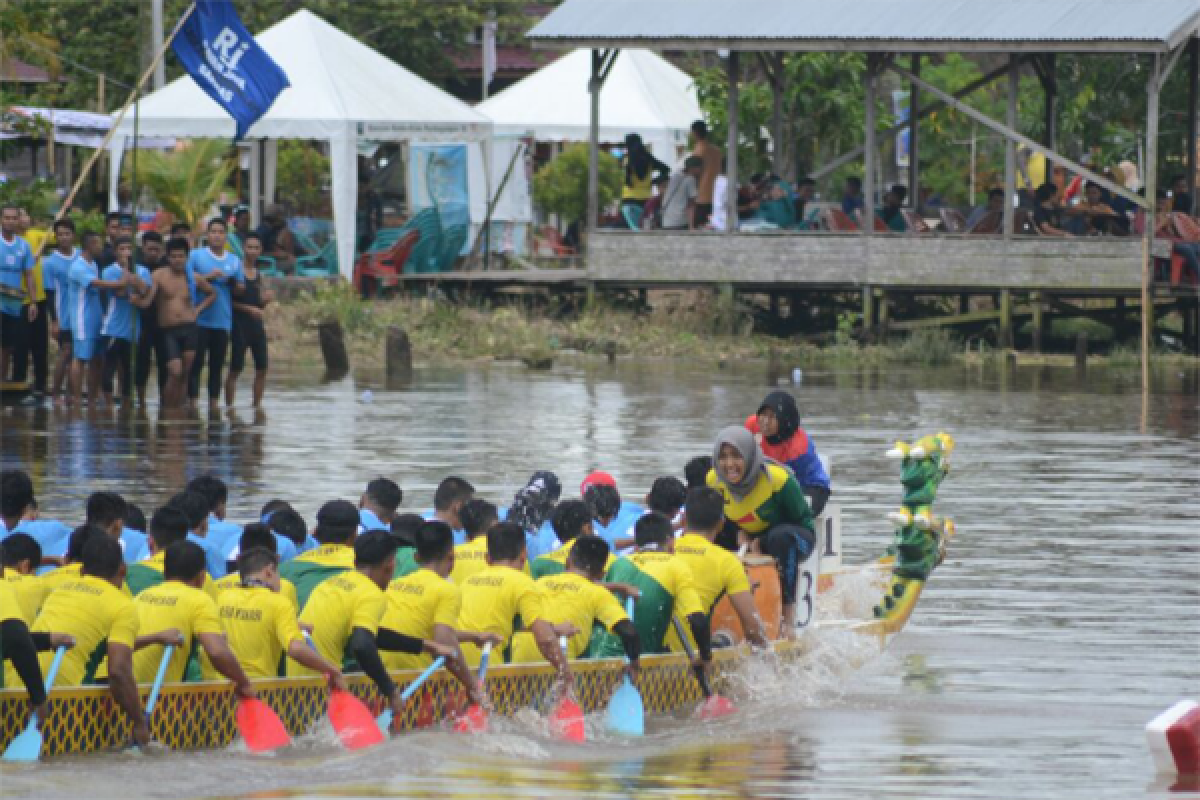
[135, 237, 212, 408]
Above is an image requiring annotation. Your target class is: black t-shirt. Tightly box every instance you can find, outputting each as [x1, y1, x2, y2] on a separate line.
[1033, 204, 1060, 232]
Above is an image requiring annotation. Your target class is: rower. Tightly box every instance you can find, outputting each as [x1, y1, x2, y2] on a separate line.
[131, 541, 254, 696]
[29, 537, 158, 746]
[279, 499, 358, 610]
[288, 530, 455, 720]
[430, 476, 474, 544]
[448, 498, 498, 585]
[126, 506, 218, 599]
[511, 536, 641, 670]
[2, 533, 48, 623]
[531, 499, 605, 579]
[214, 524, 299, 610]
[38, 525, 104, 593]
[167, 490, 229, 579]
[358, 477, 403, 533]
[382, 521, 496, 706]
[671, 488, 769, 649]
[217, 547, 345, 685]
[709, 426, 816, 635]
[455, 522, 573, 683]
[85, 492, 146, 564]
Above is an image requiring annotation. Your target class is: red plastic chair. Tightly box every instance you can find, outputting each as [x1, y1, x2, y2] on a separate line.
[820, 208, 859, 232]
[354, 230, 419, 296]
[535, 226, 576, 256]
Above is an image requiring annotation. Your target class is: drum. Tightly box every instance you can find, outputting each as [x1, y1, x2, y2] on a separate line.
[711, 555, 783, 643]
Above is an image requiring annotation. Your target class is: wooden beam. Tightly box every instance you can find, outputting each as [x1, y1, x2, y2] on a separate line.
[999, 289, 1014, 348]
[864, 55, 878, 238]
[726, 51, 739, 233]
[1004, 57, 1018, 238]
[811, 60, 1018, 180]
[1188, 39, 1198, 215]
[1143, 53, 1161, 392]
[908, 54, 919, 207]
[587, 49, 601, 235]
[1031, 291, 1044, 353]
[889, 308, 1006, 331]
[886, 61, 1149, 210]
[1042, 55, 1057, 150]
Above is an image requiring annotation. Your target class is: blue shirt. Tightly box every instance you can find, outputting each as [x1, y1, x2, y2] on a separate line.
[0, 518, 71, 552]
[187, 247, 243, 331]
[495, 507, 558, 560]
[0, 233, 34, 317]
[100, 264, 151, 341]
[68, 255, 104, 339]
[421, 510, 466, 545]
[359, 508, 387, 533]
[188, 532, 228, 578]
[216, 530, 296, 573]
[593, 501, 645, 549]
[43, 248, 79, 331]
[206, 516, 243, 553]
[120, 527, 149, 563]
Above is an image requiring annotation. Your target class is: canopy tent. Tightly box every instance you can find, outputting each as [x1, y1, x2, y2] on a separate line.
[476, 48, 701, 160]
[3, 107, 173, 149]
[109, 9, 492, 279]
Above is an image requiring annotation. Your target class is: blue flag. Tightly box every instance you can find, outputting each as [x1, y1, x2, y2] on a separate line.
[171, 0, 289, 140]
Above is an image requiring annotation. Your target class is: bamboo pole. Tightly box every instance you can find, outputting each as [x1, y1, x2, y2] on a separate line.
[59, 2, 196, 219]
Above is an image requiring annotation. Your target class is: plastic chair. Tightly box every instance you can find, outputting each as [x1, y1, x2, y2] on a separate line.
[435, 224, 469, 272]
[535, 225, 576, 256]
[296, 239, 338, 276]
[820, 208, 859, 232]
[902, 210, 932, 234]
[622, 204, 644, 231]
[401, 208, 443, 274]
[968, 211, 1003, 234]
[256, 256, 280, 277]
[355, 230, 419, 295]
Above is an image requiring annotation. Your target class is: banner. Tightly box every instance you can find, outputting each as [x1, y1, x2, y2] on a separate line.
[409, 144, 470, 230]
[172, 0, 290, 140]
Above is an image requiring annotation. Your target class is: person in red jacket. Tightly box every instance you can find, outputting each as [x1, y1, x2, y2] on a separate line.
[744, 391, 832, 515]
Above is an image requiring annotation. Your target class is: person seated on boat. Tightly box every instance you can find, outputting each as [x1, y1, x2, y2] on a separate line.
[3, 533, 49, 623]
[455, 522, 575, 683]
[288, 531, 455, 718]
[167, 490, 230, 579]
[0, 550, 71, 720]
[127, 506, 218, 599]
[187, 475, 245, 556]
[532, 499, 607, 580]
[219, 546, 345, 687]
[280, 499, 359, 611]
[581, 471, 644, 549]
[132, 540, 255, 695]
[37, 525, 102, 593]
[382, 521, 497, 707]
[584, 482, 622, 545]
[507, 470, 562, 559]
[213, 524, 300, 611]
[745, 391, 832, 516]
[672, 488, 769, 649]
[684, 456, 713, 491]
[449, 498, 499, 585]
[30, 537, 160, 746]
[645, 476, 688, 534]
[84, 491, 145, 564]
[512, 536, 641, 670]
[596, 512, 711, 663]
[390, 512, 426, 579]
[429, 476, 475, 545]
[268, 506, 312, 555]
[709, 426, 816, 635]
[0, 469, 70, 551]
[359, 477, 403, 533]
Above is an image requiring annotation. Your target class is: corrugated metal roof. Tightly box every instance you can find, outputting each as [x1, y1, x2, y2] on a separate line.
[529, 0, 1200, 53]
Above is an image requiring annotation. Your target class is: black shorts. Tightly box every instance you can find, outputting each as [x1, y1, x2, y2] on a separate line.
[693, 203, 713, 227]
[57, 328, 74, 347]
[230, 321, 268, 372]
[0, 312, 24, 350]
[161, 323, 198, 364]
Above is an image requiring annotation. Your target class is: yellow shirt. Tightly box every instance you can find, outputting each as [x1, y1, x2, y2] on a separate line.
[38, 562, 84, 594]
[287, 570, 384, 678]
[25, 228, 48, 303]
[381, 568, 461, 671]
[130, 551, 220, 601]
[672, 533, 751, 613]
[131, 581, 223, 685]
[448, 536, 490, 586]
[217, 585, 304, 679]
[0, 580, 21, 624]
[627, 550, 704, 618]
[510, 571, 627, 663]
[29, 575, 138, 687]
[3, 568, 48, 624]
[533, 537, 615, 576]
[457, 565, 545, 667]
[215, 573, 299, 611]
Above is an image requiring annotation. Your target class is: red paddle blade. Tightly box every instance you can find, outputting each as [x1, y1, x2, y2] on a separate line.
[236, 697, 292, 753]
[453, 704, 489, 734]
[415, 688, 435, 729]
[698, 694, 737, 720]
[550, 697, 586, 742]
[329, 689, 386, 750]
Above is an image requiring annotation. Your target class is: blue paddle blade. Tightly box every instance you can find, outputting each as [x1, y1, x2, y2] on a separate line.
[376, 709, 393, 735]
[605, 676, 645, 736]
[2, 721, 44, 763]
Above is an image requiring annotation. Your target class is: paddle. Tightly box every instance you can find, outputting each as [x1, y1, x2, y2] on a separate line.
[236, 696, 292, 753]
[129, 644, 175, 752]
[300, 631, 385, 749]
[3, 646, 66, 763]
[605, 598, 644, 736]
[671, 615, 736, 719]
[378, 655, 448, 734]
[454, 641, 492, 733]
[549, 635, 585, 742]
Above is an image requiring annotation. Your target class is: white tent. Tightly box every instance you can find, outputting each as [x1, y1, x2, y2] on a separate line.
[476, 48, 701, 161]
[110, 9, 493, 279]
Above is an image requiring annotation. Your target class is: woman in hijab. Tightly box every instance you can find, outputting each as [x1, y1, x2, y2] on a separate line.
[620, 133, 670, 228]
[745, 391, 832, 514]
[709, 426, 815, 634]
[508, 471, 562, 558]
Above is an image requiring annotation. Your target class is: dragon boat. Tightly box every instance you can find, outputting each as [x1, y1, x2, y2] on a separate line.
[0, 433, 955, 757]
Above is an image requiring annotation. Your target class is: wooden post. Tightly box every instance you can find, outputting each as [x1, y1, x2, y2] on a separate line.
[864, 55, 877, 237]
[726, 51, 739, 234]
[771, 53, 785, 178]
[1042, 55, 1057, 151]
[1003, 57, 1018, 238]
[861, 285, 875, 339]
[1075, 332, 1088, 369]
[97, 73, 106, 113]
[1142, 55, 1161, 394]
[385, 326, 412, 386]
[717, 282, 735, 334]
[878, 291, 891, 337]
[1031, 291, 1043, 353]
[908, 54, 920, 207]
[318, 320, 350, 380]
[958, 293, 969, 315]
[1187, 40, 1198, 215]
[587, 50, 601, 236]
[999, 289, 1013, 348]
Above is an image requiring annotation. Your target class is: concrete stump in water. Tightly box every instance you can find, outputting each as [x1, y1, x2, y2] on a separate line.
[318, 319, 350, 380]
[386, 327, 413, 387]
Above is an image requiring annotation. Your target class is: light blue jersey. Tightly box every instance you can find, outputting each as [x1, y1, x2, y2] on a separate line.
[43, 248, 78, 331]
[120, 527, 149, 563]
[100, 264, 151, 341]
[0, 233, 34, 317]
[69, 255, 104, 340]
[186, 247, 243, 331]
[187, 532, 228, 578]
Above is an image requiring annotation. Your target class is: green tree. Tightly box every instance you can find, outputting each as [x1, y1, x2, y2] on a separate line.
[532, 144, 620, 224]
[129, 139, 234, 229]
[275, 140, 330, 216]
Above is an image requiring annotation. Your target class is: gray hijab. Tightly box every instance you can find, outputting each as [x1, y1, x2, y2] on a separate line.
[713, 425, 766, 500]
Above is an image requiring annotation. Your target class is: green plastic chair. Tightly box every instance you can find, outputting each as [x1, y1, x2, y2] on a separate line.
[622, 204, 644, 231]
[296, 239, 337, 277]
[435, 224, 468, 272]
[366, 227, 405, 254]
[401, 208, 442, 274]
[256, 256, 280, 277]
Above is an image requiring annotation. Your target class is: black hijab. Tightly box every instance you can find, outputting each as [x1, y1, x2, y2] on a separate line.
[758, 391, 800, 446]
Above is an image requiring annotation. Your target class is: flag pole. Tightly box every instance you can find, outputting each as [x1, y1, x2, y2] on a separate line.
[58, 2, 197, 220]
